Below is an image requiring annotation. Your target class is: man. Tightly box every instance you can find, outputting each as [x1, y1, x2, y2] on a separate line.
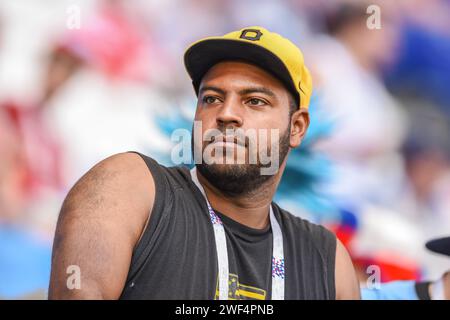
[48, 26, 360, 300]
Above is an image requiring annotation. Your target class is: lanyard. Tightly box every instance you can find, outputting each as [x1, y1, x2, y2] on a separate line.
[190, 167, 285, 300]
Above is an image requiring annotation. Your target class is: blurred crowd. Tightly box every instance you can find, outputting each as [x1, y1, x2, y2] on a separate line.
[1, 0, 450, 299]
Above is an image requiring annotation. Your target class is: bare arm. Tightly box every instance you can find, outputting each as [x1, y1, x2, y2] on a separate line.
[335, 239, 361, 300]
[48, 152, 155, 299]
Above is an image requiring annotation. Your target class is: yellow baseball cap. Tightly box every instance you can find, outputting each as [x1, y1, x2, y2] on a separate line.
[184, 26, 312, 109]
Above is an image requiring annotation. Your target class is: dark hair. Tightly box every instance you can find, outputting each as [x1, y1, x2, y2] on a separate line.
[288, 93, 298, 119]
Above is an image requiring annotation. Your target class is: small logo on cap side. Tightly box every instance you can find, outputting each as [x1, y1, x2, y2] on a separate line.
[239, 29, 263, 41]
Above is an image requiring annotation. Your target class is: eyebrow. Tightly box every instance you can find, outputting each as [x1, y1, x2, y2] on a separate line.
[198, 86, 226, 96]
[238, 87, 276, 98]
[199, 85, 276, 98]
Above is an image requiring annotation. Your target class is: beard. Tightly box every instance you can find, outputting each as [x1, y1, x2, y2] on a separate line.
[192, 125, 291, 197]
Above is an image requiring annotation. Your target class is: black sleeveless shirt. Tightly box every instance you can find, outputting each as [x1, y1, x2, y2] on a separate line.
[120, 152, 336, 300]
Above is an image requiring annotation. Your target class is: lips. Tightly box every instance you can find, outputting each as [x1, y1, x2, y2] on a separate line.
[210, 135, 246, 147]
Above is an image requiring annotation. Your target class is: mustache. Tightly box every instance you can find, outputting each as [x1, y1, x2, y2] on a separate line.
[209, 132, 248, 148]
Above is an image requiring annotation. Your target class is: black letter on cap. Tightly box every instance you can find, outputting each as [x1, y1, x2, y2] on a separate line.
[239, 29, 263, 41]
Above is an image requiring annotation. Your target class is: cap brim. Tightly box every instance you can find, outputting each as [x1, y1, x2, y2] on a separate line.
[425, 236, 450, 256]
[184, 39, 299, 106]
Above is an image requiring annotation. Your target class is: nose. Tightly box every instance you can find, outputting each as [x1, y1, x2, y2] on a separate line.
[216, 95, 243, 129]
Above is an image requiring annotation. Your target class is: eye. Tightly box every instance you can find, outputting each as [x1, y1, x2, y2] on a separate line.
[202, 96, 220, 104]
[246, 98, 267, 106]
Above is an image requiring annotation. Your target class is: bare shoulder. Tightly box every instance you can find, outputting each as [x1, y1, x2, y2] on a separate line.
[64, 152, 155, 215]
[59, 152, 155, 240]
[49, 152, 155, 299]
[73, 152, 154, 195]
[335, 239, 361, 300]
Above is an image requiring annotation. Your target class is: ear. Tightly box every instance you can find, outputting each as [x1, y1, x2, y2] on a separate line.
[289, 108, 310, 148]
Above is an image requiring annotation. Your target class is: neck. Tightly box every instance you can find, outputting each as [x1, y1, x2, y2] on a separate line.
[196, 164, 285, 229]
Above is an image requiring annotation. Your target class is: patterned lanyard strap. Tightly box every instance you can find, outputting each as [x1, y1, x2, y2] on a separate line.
[190, 167, 285, 300]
